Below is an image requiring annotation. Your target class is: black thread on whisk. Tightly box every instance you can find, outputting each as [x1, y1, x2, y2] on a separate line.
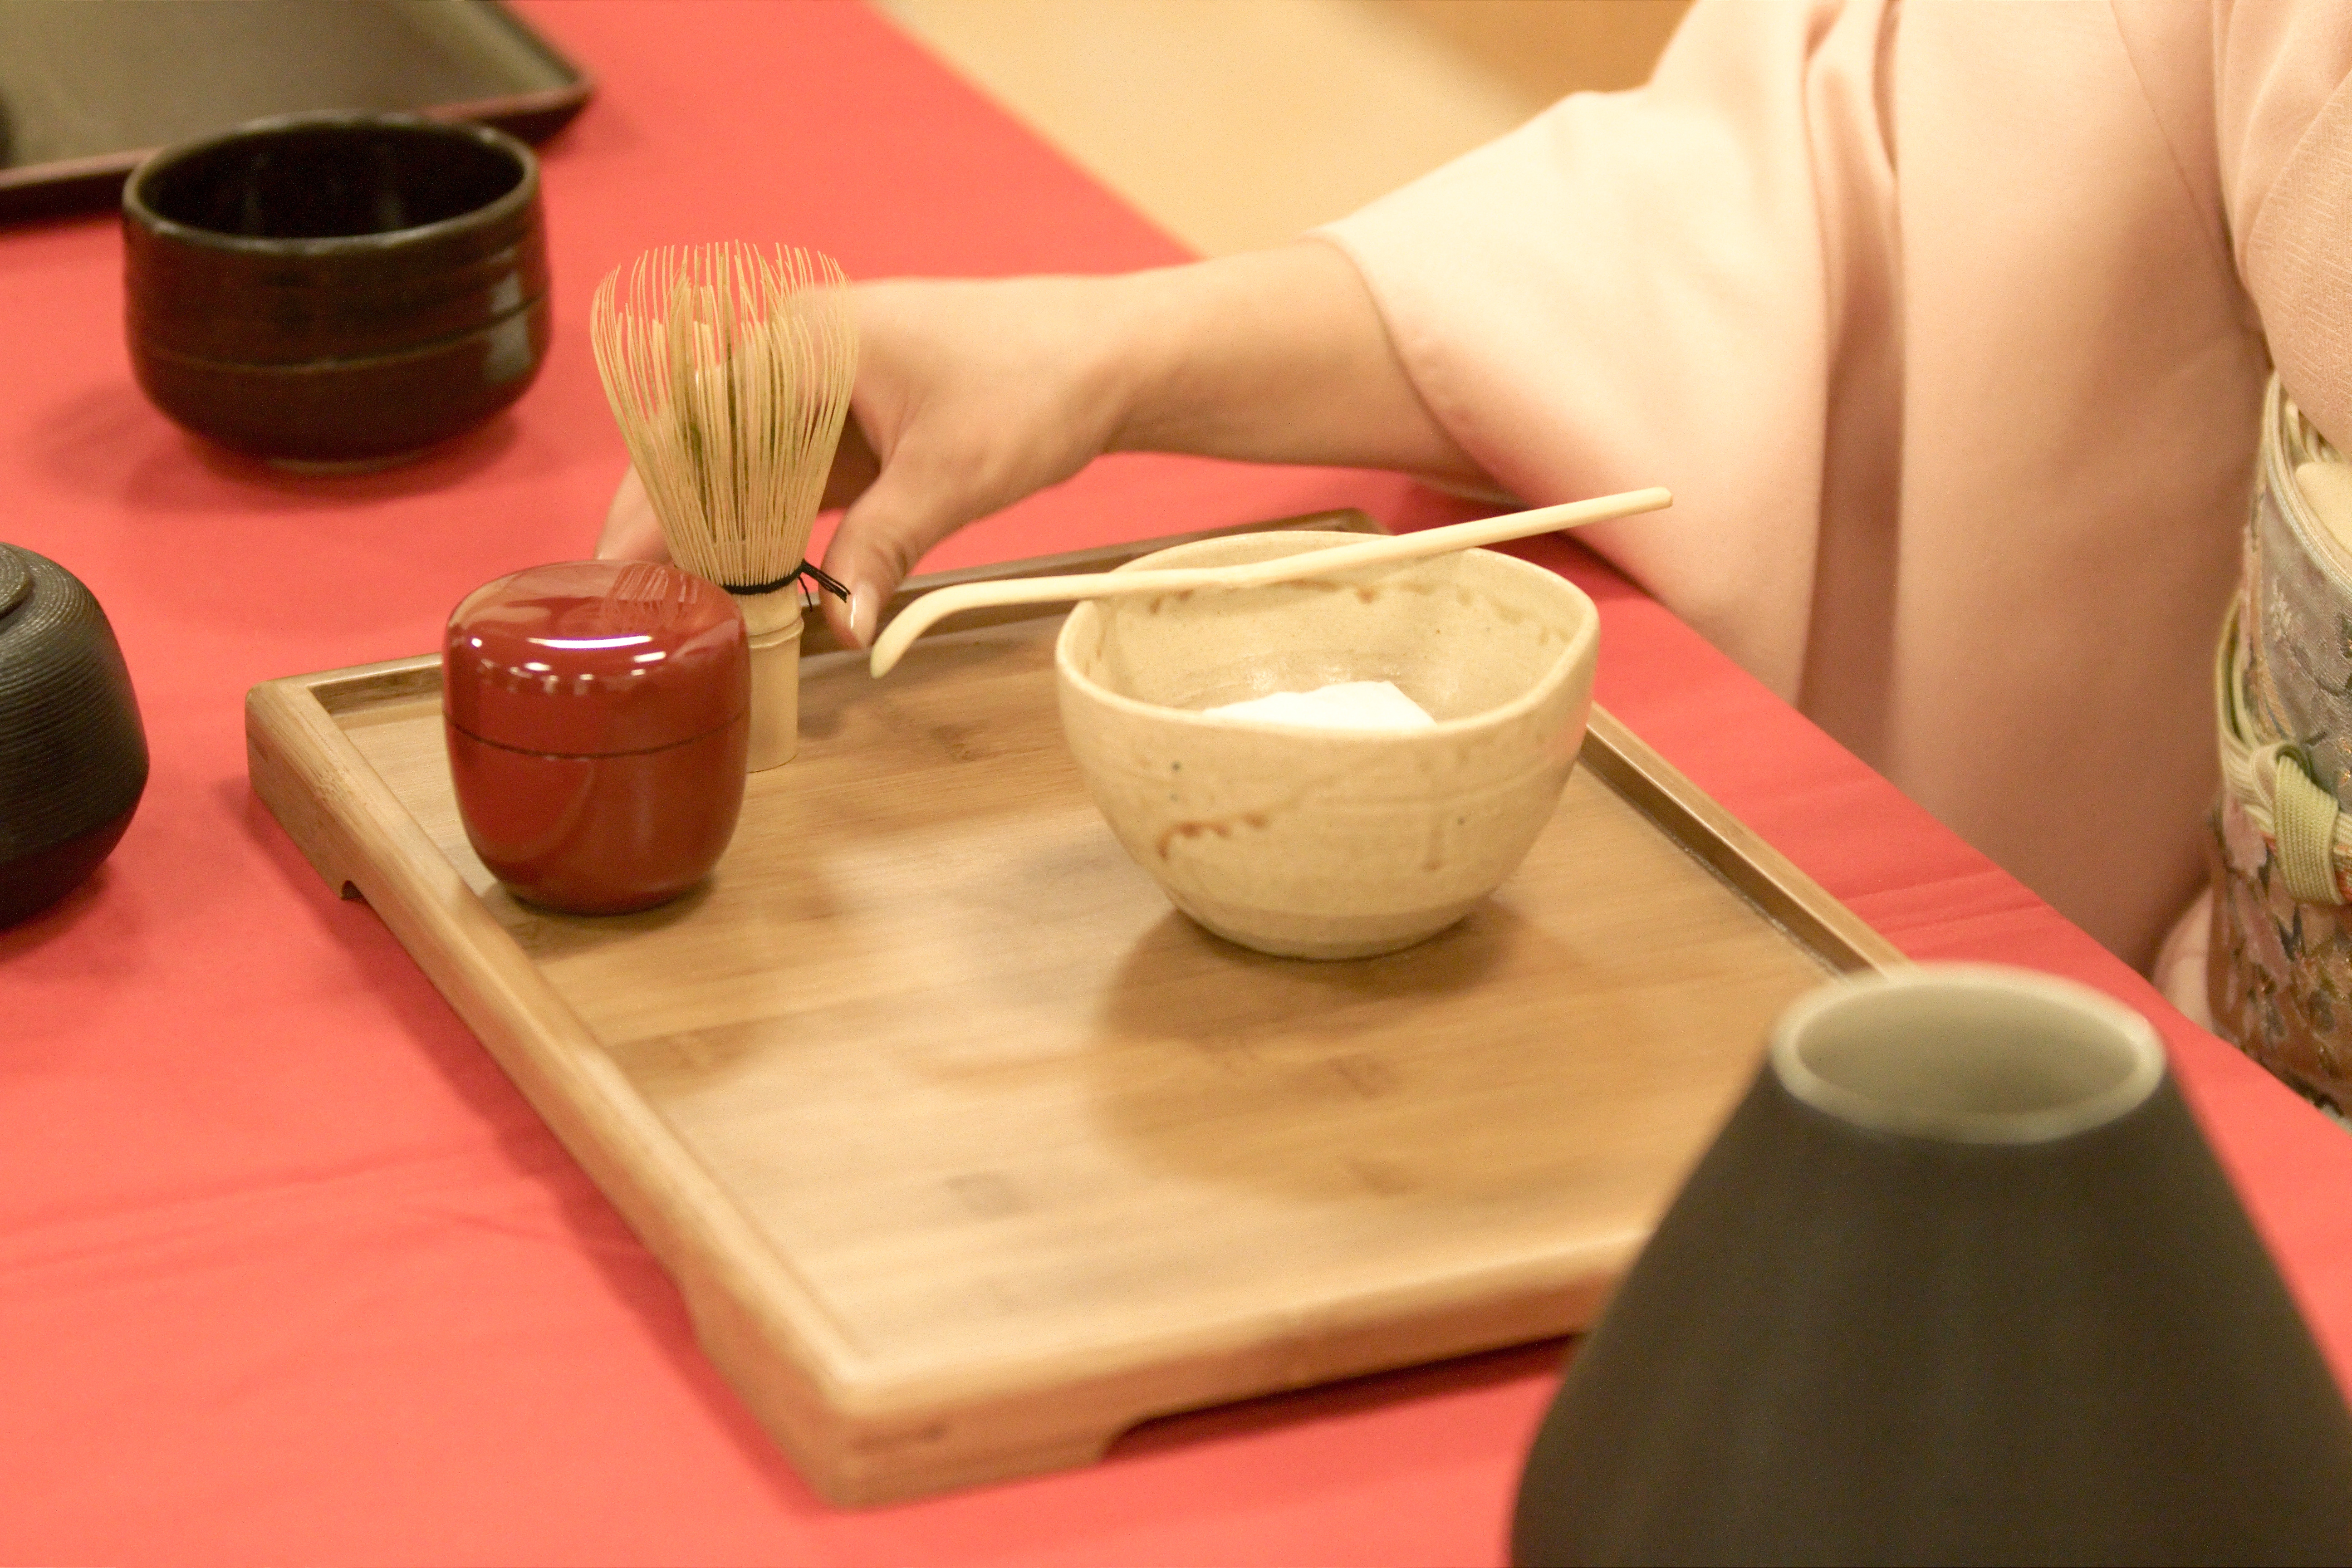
[723, 561, 853, 607]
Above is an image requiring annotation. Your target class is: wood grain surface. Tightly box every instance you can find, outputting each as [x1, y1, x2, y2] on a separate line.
[246, 526, 1898, 1504]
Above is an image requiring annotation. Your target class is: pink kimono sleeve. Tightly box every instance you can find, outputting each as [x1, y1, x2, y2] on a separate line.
[2217, 0, 2352, 451]
[1317, 0, 1898, 699]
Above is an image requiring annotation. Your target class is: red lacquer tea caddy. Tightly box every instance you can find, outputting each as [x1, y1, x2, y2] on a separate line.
[443, 559, 749, 914]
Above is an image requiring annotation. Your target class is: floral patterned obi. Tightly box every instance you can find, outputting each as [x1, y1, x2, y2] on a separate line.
[2210, 380, 2352, 1110]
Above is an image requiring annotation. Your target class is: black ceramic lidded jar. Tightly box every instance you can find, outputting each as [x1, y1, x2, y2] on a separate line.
[1513, 965, 2352, 1567]
[0, 544, 147, 925]
[122, 113, 549, 466]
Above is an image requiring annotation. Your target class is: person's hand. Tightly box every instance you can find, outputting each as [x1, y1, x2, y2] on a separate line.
[598, 243, 1483, 648]
[597, 416, 883, 618]
[599, 273, 1135, 647]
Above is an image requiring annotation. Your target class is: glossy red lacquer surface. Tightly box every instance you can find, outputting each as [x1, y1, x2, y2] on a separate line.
[444, 558, 749, 912]
[446, 714, 747, 914]
[444, 558, 747, 756]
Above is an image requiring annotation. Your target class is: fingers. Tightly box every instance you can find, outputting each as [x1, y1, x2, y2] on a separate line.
[820, 417, 882, 513]
[805, 274, 1132, 648]
[813, 418, 884, 644]
[818, 458, 987, 649]
[596, 466, 671, 562]
[818, 571, 869, 651]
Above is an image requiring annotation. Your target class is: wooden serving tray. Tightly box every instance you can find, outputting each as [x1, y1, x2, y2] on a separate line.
[246, 513, 1900, 1504]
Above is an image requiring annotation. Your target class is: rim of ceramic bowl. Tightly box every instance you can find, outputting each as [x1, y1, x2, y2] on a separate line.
[1054, 535, 1600, 737]
[122, 112, 537, 257]
[1768, 964, 2167, 1145]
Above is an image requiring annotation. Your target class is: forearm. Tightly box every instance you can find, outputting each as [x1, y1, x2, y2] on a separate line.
[601, 242, 1499, 645]
[1095, 240, 1489, 486]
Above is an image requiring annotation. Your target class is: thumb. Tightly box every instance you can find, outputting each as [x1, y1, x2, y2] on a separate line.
[596, 465, 671, 562]
[818, 460, 982, 650]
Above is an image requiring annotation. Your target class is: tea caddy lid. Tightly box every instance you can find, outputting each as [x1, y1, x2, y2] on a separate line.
[0, 545, 29, 623]
[444, 560, 749, 756]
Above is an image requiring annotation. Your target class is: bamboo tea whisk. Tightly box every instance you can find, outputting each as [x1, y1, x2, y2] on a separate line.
[590, 243, 858, 770]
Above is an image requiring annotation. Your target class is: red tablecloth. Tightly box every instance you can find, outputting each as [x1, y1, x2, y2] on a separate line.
[6, 5, 2348, 1563]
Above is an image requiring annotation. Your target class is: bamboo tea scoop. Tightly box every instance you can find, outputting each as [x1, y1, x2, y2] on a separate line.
[868, 484, 1673, 676]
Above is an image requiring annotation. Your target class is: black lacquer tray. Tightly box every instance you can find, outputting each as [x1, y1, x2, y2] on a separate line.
[0, 0, 589, 224]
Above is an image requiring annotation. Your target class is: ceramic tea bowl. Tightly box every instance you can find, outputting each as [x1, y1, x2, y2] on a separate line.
[1055, 530, 1598, 959]
[1512, 965, 2352, 1564]
[122, 113, 549, 466]
[0, 543, 147, 925]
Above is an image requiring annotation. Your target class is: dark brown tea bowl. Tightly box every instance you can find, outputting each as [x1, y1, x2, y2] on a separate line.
[122, 113, 550, 467]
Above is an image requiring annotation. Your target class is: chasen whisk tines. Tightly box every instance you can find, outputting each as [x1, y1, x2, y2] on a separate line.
[591, 243, 856, 593]
[590, 242, 858, 769]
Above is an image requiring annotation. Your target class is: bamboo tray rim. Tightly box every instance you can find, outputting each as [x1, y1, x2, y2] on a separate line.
[251, 512, 1905, 1376]
[244, 509, 1903, 1494]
